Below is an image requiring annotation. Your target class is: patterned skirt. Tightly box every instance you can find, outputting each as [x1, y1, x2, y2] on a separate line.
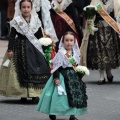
[0, 52, 43, 97]
[87, 20, 120, 70]
[37, 68, 87, 116]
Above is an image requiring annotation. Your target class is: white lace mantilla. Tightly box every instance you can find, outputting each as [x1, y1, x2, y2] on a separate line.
[30, 0, 58, 42]
[10, 14, 41, 35]
[51, 48, 80, 73]
[51, 36, 80, 73]
[10, 0, 41, 34]
[51, 0, 72, 11]
[10, 0, 58, 42]
[114, 0, 120, 25]
[32, 0, 41, 12]
[91, 0, 114, 14]
[41, 0, 58, 42]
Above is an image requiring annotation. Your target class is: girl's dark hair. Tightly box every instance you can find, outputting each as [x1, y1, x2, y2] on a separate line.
[19, 0, 33, 9]
[62, 31, 75, 42]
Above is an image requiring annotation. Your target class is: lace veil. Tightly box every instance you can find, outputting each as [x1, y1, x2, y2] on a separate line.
[33, 0, 58, 42]
[10, 0, 58, 42]
[10, 0, 42, 34]
[90, 0, 114, 14]
[51, 0, 72, 11]
[114, 0, 120, 26]
[51, 36, 80, 73]
[41, 0, 58, 42]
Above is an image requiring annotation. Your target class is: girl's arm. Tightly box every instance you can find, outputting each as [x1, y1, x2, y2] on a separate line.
[8, 27, 16, 59]
[8, 27, 16, 51]
[53, 69, 60, 86]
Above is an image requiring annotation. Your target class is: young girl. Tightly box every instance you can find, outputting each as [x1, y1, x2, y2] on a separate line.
[0, 0, 50, 103]
[37, 31, 87, 120]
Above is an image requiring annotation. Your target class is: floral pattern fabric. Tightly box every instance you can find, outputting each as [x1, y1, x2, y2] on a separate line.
[87, 20, 120, 70]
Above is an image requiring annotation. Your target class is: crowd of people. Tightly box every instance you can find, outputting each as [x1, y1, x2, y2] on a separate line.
[0, 0, 120, 120]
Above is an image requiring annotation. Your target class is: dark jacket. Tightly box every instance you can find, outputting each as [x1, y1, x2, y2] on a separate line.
[0, 0, 8, 11]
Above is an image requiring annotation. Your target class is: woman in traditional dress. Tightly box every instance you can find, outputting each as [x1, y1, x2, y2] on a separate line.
[0, 0, 51, 103]
[49, 0, 83, 50]
[37, 31, 87, 120]
[80, 0, 120, 84]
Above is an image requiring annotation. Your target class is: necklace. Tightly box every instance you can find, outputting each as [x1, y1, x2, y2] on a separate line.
[22, 15, 31, 25]
[25, 19, 30, 24]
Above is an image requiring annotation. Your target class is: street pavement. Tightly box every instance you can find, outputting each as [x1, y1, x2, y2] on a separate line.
[0, 40, 120, 120]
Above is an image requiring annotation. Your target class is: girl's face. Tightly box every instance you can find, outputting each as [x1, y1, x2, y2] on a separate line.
[20, 1, 32, 18]
[63, 34, 75, 51]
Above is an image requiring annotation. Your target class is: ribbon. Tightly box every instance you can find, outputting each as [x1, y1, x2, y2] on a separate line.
[15, 16, 44, 54]
[97, 4, 120, 34]
[56, 11, 78, 34]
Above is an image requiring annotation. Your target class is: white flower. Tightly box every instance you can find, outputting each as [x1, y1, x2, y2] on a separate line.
[83, 5, 97, 11]
[39, 37, 52, 46]
[76, 65, 90, 76]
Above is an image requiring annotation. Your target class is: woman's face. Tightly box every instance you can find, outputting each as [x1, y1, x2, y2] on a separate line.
[63, 34, 75, 51]
[20, 1, 32, 18]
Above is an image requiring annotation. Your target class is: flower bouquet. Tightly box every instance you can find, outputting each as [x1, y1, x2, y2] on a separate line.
[83, 5, 98, 35]
[75, 65, 90, 79]
[39, 37, 53, 68]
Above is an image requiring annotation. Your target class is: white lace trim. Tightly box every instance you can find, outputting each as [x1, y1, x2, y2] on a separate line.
[51, 49, 80, 74]
[91, 0, 114, 14]
[59, 37, 80, 56]
[41, 0, 58, 42]
[10, 0, 42, 34]
[114, 0, 120, 20]
[13, 0, 38, 18]
[51, 36, 80, 74]
[10, 14, 41, 35]
[116, 12, 120, 23]
[116, 12, 120, 31]
[32, 0, 41, 12]
[103, 0, 114, 14]
[10, 0, 58, 42]
[51, 0, 72, 11]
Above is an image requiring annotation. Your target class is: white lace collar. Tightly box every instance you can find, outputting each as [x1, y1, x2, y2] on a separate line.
[10, 14, 41, 35]
[51, 0, 72, 11]
[102, 0, 114, 13]
[91, 0, 114, 14]
[51, 48, 80, 73]
[32, 0, 41, 12]
[59, 48, 80, 65]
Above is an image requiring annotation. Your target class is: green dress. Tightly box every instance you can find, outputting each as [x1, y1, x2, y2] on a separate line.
[37, 69, 87, 116]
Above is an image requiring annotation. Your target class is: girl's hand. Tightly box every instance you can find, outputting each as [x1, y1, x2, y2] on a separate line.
[8, 51, 14, 59]
[55, 79, 60, 86]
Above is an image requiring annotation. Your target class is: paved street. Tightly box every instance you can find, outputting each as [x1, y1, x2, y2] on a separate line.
[0, 40, 120, 120]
